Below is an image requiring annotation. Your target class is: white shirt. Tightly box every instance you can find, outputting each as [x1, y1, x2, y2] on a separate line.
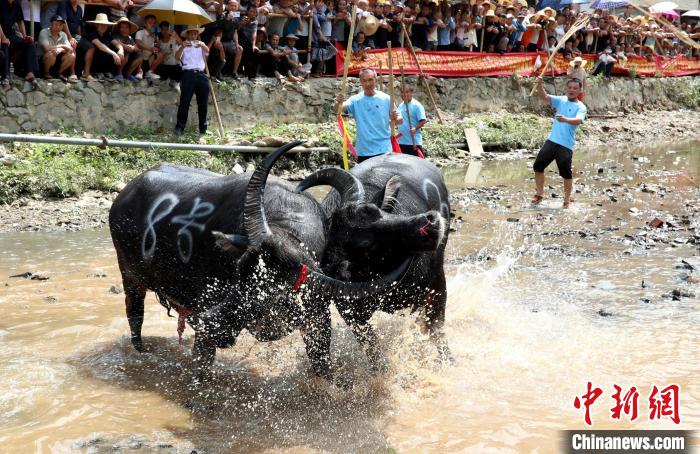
[135, 29, 156, 59]
[180, 44, 206, 70]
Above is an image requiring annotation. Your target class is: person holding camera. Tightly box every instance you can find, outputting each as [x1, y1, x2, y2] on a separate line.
[174, 25, 210, 137]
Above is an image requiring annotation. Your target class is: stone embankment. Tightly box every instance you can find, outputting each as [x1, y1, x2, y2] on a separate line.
[0, 76, 696, 134]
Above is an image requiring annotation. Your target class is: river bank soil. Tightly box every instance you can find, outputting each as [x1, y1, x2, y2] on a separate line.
[0, 109, 698, 234]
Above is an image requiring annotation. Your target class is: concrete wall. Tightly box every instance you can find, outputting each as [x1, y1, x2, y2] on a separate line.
[0, 76, 695, 134]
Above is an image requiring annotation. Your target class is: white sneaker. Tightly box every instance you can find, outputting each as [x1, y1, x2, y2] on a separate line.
[146, 71, 161, 80]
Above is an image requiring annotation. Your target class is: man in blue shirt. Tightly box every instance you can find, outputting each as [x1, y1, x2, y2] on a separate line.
[337, 68, 402, 163]
[532, 76, 587, 209]
[397, 83, 427, 157]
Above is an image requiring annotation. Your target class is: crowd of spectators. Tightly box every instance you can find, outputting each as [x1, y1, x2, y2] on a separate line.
[0, 0, 698, 87]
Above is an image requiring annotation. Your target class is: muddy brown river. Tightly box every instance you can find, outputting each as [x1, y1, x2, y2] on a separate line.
[1, 141, 698, 453]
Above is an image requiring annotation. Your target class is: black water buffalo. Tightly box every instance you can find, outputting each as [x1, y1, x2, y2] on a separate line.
[296, 153, 451, 369]
[109, 142, 409, 382]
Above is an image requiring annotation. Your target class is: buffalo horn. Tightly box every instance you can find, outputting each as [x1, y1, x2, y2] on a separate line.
[244, 141, 305, 248]
[306, 257, 413, 301]
[294, 167, 365, 205]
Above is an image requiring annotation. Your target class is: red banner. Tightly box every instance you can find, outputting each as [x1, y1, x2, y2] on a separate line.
[335, 48, 700, 78]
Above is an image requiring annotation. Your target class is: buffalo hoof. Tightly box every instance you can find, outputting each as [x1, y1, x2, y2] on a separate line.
[131, 336, 145, 352]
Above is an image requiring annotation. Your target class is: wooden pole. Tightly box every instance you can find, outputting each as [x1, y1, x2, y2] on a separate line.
[387, 43, 395, 137]
[400, 65, 416, 149]
[204, 60, 225, 139]
[378, 60, 383, 91]
[338, 5, 358, 112]
[401, 22, 443, 123]
[338, 5, 358, 170]
[307, 5, 314, 65]
[529, 16, 589, 96]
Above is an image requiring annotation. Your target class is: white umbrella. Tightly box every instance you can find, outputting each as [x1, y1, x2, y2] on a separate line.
[681, 9, 700, 18]
[648, 1, 679, 13]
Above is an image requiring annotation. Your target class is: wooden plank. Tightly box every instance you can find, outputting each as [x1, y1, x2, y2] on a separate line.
[463, 128, 484, 157]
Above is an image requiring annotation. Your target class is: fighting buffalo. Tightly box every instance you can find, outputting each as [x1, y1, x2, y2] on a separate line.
[108, 142, 409, 383]
[296, 153, 451, 370]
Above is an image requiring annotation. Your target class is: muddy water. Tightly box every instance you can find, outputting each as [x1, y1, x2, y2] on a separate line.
[1, 141, 698, 453]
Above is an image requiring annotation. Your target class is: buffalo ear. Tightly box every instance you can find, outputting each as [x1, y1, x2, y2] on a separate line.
[212, 231, 250, 255]
[380, 175, 402, 212]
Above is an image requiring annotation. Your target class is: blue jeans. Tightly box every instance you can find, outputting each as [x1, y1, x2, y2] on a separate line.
[176, 70, 209, 133]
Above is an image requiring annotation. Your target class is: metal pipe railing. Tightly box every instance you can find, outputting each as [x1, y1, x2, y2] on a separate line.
[0, 133, 330, 155]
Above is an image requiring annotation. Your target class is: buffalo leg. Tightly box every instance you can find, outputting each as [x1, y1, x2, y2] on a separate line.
[192, 331, 216, 383]
[300, 302, 332, 381]
[342, 317, 388, 374]
[123, 275, 147, 352]
[420, 267, 454, 364]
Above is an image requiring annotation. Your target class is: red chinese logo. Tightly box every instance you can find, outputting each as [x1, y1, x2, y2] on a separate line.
[574, 383, 681, 426]
[649, 384, 680, 424]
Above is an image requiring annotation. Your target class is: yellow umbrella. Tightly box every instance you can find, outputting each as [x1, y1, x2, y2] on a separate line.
[136, 0, 213, 26]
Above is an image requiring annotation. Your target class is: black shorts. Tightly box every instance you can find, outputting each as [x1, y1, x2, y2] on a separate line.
[399, 144, 426, 157]
[533, 140, 573, 179]
[357, 153, 387, 163]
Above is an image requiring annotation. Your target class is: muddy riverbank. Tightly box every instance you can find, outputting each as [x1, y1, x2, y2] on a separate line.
[0, 109, 697, 234]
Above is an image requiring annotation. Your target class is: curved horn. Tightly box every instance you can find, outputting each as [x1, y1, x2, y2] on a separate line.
[294, 167, 365, 204]
[306, 257, 414, 301]
[244, 140, 305, 249]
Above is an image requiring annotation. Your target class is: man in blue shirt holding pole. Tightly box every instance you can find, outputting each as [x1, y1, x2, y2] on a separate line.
[336, 68, 402, 163]
[531, 76, 587, 209]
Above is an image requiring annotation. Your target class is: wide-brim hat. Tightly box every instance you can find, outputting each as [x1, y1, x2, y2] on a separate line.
[481, 1, 496, 11]
[284, 34, 299, 40]
[569, 56, 587, 67]
[180, 25, 205, 37]
[541, 6, 556, 18]
[360, 14, 379, 35]
[88, 13, 115, 26]
[485, 9, 496, 17]
[113, 17, 138, 35]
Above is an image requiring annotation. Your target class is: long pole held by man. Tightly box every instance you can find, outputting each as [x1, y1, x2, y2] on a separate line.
[531, 76, 587, 209]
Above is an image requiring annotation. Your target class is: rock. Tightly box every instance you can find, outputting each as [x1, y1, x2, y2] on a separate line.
[232, 163, 244, 174]
[45, 296, 58, 304]
[109, 285, 123, 294]
[597, 309, 613, 317]
[648, 217, 665, 228]
[89, 269, 108, 278]
[506, 217, 519, 222]
[597, 168, 604, 174]
[259, 136, 286, 147]
[245, 163, 255, 173]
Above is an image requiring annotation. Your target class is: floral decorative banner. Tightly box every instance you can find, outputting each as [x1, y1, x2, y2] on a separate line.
[335, 47, 700, 78]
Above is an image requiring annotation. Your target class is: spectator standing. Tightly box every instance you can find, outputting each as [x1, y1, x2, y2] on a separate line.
[531, 76, 586, 209]
[0, 0, 39, 85]
[0, 24, 9, 85]
[174, 25, 210, 137]
[238, 5, 258, 77]
[336, 68, 402, 163]
[397, 83, 427, 157]
[39, 14, 77, 81]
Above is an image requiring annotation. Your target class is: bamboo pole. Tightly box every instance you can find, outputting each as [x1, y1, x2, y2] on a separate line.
[400, 65, 416, 150]
[400, 22, 443, 123]
[378, 60, 384, 91]
[629, 2, 700, 50]
[529, 16, 590, 96]
[204, 60, 225, 139]
[387, 43, 396, 137]
[307, 5, 314, 65]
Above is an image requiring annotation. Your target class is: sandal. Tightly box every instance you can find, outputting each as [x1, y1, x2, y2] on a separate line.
[530, 194, 544, 205]
[59, 75, 68, 83]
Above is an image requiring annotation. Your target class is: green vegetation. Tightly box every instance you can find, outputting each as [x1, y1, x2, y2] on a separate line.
[0, 112, 555, 204]
[669, 77, 700, 109]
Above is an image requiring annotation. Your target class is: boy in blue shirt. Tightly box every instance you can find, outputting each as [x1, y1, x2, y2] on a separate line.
[397, 83, 427, 157]
[337, 68, 402, 163]
[532, 76, 587, 209]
